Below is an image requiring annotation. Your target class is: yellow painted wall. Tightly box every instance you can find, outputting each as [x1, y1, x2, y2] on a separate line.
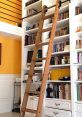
[0, 35, 21, 74]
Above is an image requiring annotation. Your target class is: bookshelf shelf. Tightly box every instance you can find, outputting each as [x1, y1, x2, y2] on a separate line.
[25, 66, 43, 71]
[75, 80, 82, 83]
[74, 63, 82, 66]
[52, 51, 70, 55]
[24, 44, 35, 49]
[47, 80, 71, 83]
[25, 12, 41, 23]
[54, 34, 70, 42]
[75, 49, 82, 53]
[76, 101, 82, 104]
[75, 31, 82, 37]
[25, 0, 42, 10]
[50, 64, 70, 69]
[26, 28, 38, 34]
[46, 98, 71, 102]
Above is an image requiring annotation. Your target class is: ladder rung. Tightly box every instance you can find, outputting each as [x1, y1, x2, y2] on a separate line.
[44, 13, 54, 20]
[33, 57, 46, 61]
[42, 27, 52, 32]
[36, 42, 49, 46]
[21, 108, 36, 113]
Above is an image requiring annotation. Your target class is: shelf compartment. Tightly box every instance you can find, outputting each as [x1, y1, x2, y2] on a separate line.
[24, 4, 69, 23]
[44, 18, 69, 29]
[25, 18, 69, 34]
[24, 34, 69, 49]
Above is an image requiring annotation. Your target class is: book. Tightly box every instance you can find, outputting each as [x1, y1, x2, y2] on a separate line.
[78, 52, 82, 63]
[78, 68, 82, 80]
[77, 84, 82, 101]
[65, 84, 71, 100]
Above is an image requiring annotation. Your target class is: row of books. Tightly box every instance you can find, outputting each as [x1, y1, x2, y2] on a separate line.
[46, 83, 71, 100]
[53, 41, 69, 52]
[77, 84, 82, 101]
[50, 55, 70, 65]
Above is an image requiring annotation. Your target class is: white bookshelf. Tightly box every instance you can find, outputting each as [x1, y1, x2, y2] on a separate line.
[21, 0, 80, 117]
[70, 0, 82, 117]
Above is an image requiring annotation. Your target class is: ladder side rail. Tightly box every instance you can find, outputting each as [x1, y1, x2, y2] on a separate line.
[36, 0, 59, 117]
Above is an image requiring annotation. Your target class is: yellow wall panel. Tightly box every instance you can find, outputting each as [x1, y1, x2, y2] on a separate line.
[0, 35, 21, 74]
[50, 68, 70, 80]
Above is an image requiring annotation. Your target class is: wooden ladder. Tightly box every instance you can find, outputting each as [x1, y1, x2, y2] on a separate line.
[20, 0, 60, 117]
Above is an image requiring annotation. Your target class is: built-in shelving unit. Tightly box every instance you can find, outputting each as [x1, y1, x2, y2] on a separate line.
[21, 0, 82, 117]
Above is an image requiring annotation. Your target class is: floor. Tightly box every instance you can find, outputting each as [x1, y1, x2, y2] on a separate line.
[0, 112, 35, 117]
[0, 112, 19, 117]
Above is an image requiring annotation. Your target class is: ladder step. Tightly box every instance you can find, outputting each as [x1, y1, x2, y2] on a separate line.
[21, 108, 36, 113]
[33, 57, 46, 61]
[36, 41, 49, 46]
[42, 27, 52, 32]
[44, 13, 54, 20]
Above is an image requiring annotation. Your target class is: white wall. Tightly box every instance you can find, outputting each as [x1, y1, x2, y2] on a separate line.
[0, 74, 20, 113]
